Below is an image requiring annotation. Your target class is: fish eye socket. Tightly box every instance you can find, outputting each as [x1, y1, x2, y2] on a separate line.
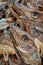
[32, 11, 38, 19]
[37, 1, 43, 11]
[33, 28, 39, 34]
[0, 8, 3, 12]
[22, 34, 29, 41]
[34, 29, 38, 33]
[38, 6, 43, 11]
[5, 5, 8, 9]
[0, 54, 3, 59]
[16, 23, 20, 27]
[39, 6, 42, 8]
[16, 19, 24, 29]
[16, 19, 21, 28]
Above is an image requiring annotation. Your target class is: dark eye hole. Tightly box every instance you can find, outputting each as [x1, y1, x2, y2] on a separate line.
[18, 0, 22, 3]
[9, 54, 19, 64]
[38, 6, 43, 11]
[16, 23, 20, 27]
[16, 19, 24, 30]
[0, 8, 3, 12]
[37, 1, 43, 11]
[33, 28, 39, 34]
[0, 54, 3, 60]
[39, 6, 42, 8]
[9, 54, 17, 59]
[5, 5, 8, 9]
[32, 11, 38, 19]
[16, 19, 21, 28]
[22, 34, 29, 41]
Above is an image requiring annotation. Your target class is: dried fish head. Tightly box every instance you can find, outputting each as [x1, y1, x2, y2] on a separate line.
[10, 25, 41, 65]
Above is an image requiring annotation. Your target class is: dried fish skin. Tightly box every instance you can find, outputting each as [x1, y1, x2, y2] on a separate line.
[12, 3, 25, 16]
[10, 25, 33, 38]
[17, 50, 41, 65]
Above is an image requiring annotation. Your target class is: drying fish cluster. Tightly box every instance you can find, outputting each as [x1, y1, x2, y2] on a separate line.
[0, 0, 43, 65]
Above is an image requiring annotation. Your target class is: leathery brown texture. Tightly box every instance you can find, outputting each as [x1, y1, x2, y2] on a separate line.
[0, 0, 43, 65]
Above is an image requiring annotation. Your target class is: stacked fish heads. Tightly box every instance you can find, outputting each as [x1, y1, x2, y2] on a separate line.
[0, 0, 43, 65]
